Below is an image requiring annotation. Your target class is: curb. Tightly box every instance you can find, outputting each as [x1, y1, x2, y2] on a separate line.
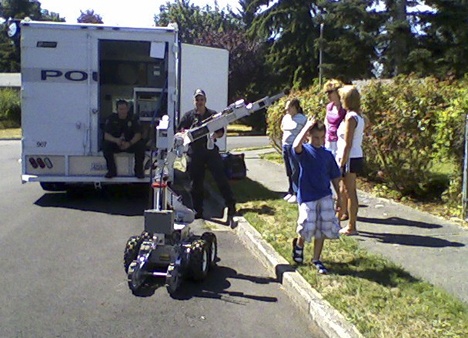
[233, 216, 363, 338]
[205, 176, 363, 338]
[0, 137, 21, 141]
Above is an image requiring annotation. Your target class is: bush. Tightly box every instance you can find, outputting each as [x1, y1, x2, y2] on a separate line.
[266, 85, 323, 151]
[0, 88, 21, 127]
[266, 76, 467, 211]
[361, 76, 444, 197]
[240, 110, 267, 134]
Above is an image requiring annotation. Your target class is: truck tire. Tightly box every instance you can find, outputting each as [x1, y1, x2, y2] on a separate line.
[123, 236, 142, 272]
[201, 232, 217, 269]
[187, 239, 209, 281]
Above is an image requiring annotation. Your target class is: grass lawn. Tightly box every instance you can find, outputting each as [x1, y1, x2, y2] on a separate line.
[227, 151, 468, 337]
[227, 123, 266, 136]
[0, 128, 21, 139]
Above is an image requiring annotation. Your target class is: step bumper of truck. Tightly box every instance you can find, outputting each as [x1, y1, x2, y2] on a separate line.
[22, 174, 150, 184]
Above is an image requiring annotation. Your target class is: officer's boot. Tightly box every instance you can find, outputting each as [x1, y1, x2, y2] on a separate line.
[227, 202, 237, 228]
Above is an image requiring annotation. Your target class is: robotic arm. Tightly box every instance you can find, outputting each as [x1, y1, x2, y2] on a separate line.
[181, 91, 287, 145]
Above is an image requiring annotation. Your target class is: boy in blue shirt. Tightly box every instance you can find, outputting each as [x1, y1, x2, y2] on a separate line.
[291, 119, 342, 274]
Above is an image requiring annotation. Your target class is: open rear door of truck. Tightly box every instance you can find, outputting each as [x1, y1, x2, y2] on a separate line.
[180, 44, 229, 152]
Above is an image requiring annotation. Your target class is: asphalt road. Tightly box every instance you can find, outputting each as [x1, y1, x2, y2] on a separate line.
[227, 135, 270, 151]
[0, 140, 324, 337]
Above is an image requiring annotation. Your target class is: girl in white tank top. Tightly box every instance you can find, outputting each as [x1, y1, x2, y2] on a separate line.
[335, 86, 366, 237]
[336, 111, 364, 162]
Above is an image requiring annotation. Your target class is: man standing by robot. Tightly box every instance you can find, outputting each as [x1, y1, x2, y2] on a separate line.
[178, 89, 236, 220]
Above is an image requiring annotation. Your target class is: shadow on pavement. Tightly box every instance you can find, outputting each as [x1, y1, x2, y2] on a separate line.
[170, 265, 278, 302]
[34, 185, 150, 216]
[357, 216, 442, 229]
[329, 259, 420, 287]
[129, 265, 279, 303]
[358, 230, 465, 248]
[33, 169, 194, 216]
[275, 264, 297, 283]
[205, 216, 231, 227]
[228, 178, 278, 203]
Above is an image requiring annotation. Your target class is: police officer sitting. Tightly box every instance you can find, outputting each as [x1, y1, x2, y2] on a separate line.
[102, 99, 146, 179]
[178, 89, 236, 219]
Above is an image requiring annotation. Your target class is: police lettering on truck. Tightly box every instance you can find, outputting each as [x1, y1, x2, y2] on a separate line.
[41, 70, 98, 82]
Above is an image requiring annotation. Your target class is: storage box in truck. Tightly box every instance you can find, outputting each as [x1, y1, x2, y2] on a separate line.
[19, 21, 228, 191]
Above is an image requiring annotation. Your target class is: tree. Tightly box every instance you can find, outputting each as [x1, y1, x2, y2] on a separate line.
[247, 0, 319, 90]
[0, 32, 20, 72]
[367, 0, 468, 79]
[155, 1, 268, 100]
[319, 0, 383, 81]
[77, 9, 103, 24]
[41, 9, 66, 22]
[155, 0, 239, 43]
[0, 0, 42, 20]
[154, 0, 274, 131]
[246, 0, 386, 89]
[373, 0, 419, 77]
[412, 0, 468, 78]
[0, 0, 65, 72]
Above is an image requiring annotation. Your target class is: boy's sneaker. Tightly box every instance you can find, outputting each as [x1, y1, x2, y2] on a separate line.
[312, 260, 328, 274]
[292, 238, 304, 264]
[283, 193, 293, 201]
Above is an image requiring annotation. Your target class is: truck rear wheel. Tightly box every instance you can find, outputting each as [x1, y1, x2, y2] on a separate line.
[40, 182, 66, 191]
[188, 239, 209, 281]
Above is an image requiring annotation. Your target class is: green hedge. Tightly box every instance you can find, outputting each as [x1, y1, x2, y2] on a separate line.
[0, 88, 21, 128]
[266, 75, 468, 214]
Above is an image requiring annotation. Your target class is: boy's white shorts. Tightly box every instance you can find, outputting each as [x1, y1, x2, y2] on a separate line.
[297, 195, 340, 242]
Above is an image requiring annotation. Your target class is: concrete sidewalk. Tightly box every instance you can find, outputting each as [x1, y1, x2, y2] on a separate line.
[241, 148, 468, 305]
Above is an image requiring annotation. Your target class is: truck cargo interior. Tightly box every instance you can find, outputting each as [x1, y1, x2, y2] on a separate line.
[98, 40, 168, 149]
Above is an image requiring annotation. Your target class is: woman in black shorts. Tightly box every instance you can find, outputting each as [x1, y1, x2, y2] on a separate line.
[335, 85, 367, 236]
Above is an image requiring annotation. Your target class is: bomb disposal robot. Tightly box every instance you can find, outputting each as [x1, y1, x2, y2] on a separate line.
[124, 90, 286, 295]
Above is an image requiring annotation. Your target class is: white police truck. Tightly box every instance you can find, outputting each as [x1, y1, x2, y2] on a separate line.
[17, 21, 228, 190]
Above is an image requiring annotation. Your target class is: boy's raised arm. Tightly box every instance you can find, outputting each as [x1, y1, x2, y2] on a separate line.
[293, 118, 314, 154]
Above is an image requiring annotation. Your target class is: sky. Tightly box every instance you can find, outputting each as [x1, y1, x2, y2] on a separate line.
[38, 0, 241, 27]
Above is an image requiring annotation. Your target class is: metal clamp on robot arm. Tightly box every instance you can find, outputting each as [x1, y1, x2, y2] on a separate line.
[182, 90, 288, 146]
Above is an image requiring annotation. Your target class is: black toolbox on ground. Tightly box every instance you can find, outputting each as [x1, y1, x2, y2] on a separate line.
[221, 152, 247, 179]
